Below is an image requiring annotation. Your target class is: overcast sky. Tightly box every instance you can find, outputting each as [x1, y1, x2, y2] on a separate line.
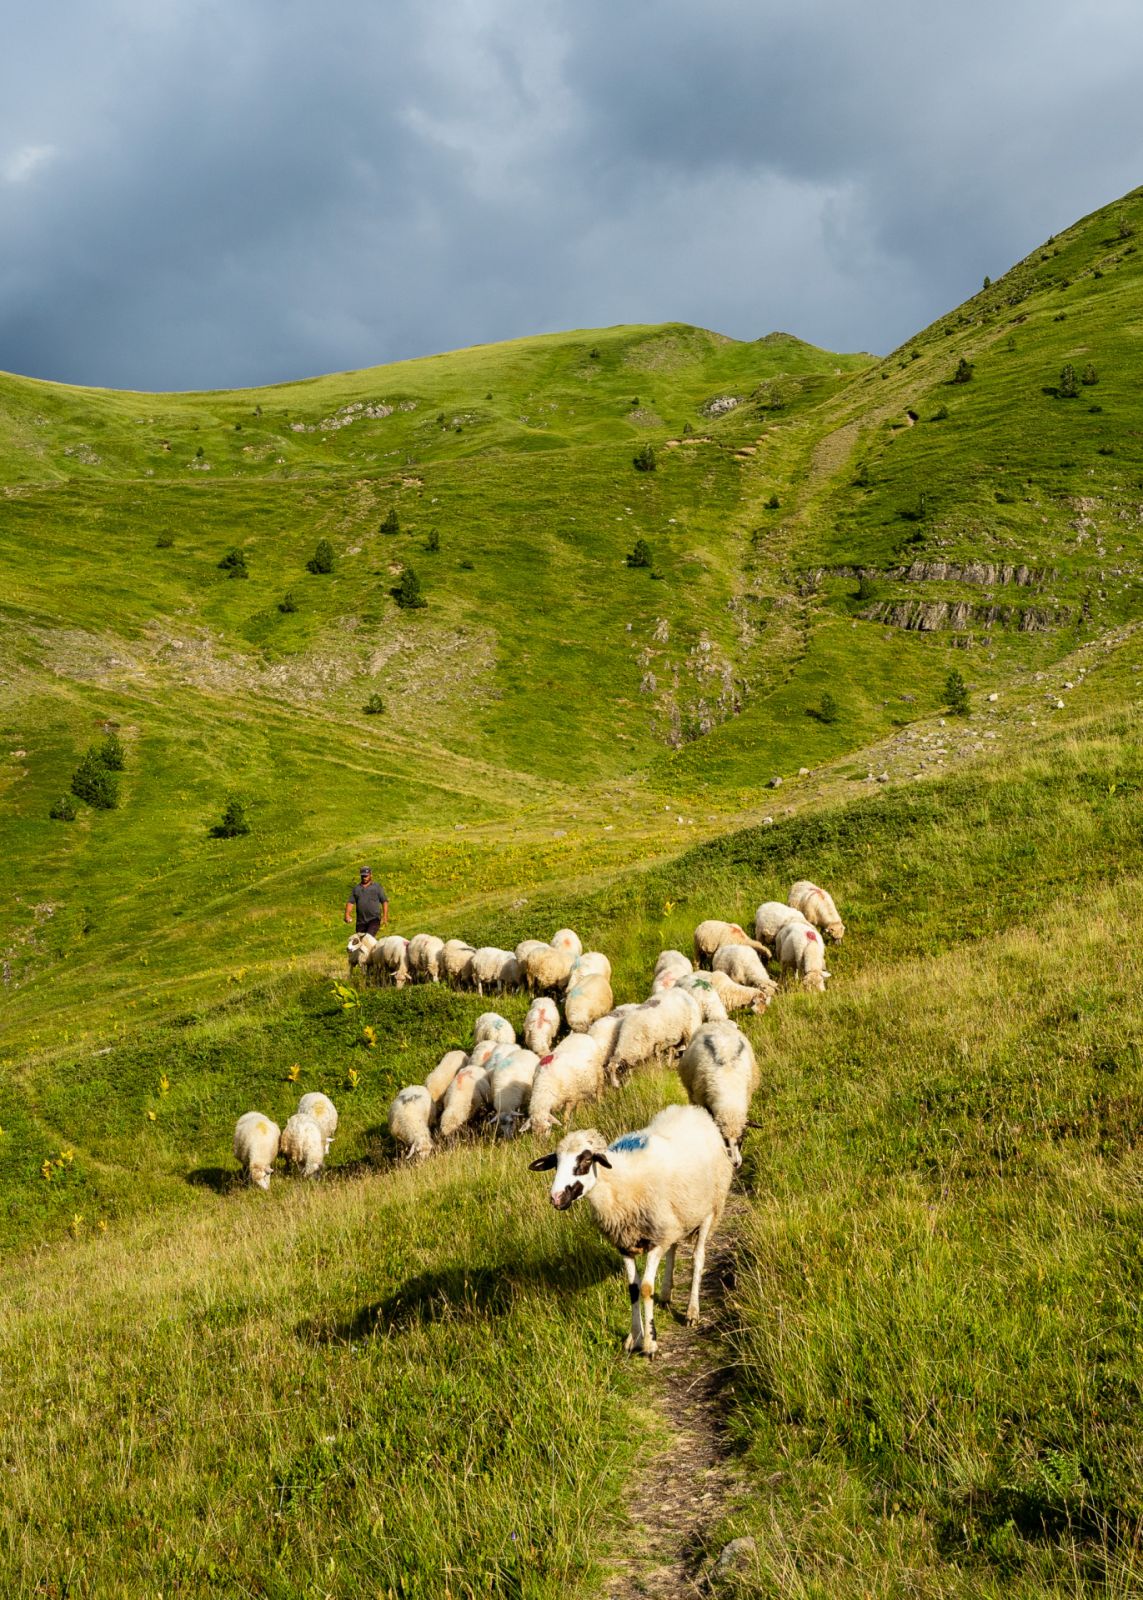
[1, 1, 1140, 392]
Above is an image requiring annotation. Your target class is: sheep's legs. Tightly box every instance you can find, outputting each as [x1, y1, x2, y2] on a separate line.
[659, 1244, 677, 1307]
[686, 1215, 714, 1326]
[622, 1256, 641, 1352]
[639, 1247, 663, 1355]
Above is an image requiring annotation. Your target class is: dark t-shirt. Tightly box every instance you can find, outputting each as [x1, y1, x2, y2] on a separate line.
[349, 880, 387, 930]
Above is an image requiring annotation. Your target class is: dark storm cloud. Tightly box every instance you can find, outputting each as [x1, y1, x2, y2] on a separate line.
[1, 0, 1141, 390]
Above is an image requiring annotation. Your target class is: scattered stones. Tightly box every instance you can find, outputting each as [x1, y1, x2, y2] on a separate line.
[711, 1537, 757, 1581]
[769, 776, 782, 789]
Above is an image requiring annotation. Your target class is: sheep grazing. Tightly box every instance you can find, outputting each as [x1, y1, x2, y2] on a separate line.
[754, 901, 807, 947]
[407, 933, 445, 983]
[693, 919, 769, 968]
[569, 950, 612, 983]
[488, 1047, 541, 1136]
[439, 1064, 492, 1137]
[424, 1049, 468, 1109]
[523, 996, 561, 1056]
[346, 931, 378, 974]
[515, 938, 549, 967]
[233, 1111, 280, 1190]
[466, 1038, 500, 1072]
[587, 1004, 640, 1087]
[471, 946, 519, 995]
[675, 972, 729, 1023]
[521, 942, 575, 995]
[280, 1112, 325, 1177]
[529, 1103, 733, 1355]
[440, 939, 476, 987]
[775, 919, 831, 993]
[610, 988, 702, 1077]
[712, 943, 777, 997]
[788, 880, 845, 942]
[653, 949, 692, 983]
[550, 928, 584, 959]
[564, 972, 614, 1032]
[707, 968, 773, 1016]
[389, 1085, 434, 1159]
[297, 1092, 338, 1153]
[677, 1022, 759, 1168]
[473, 1012, 516, 1046]
[376, 935, 411, 987]
[527, 1035, 604, 1136]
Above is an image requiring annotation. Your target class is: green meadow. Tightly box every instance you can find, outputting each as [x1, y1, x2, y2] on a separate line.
[2, 187, 1143, 1596]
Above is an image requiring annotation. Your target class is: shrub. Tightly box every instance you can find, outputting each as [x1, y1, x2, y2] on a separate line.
[364, 692, 385, 715]
[394, 567, 427, 609]
[632, 444, 656, 473]
[682, 421, 694, 436]
[1058, 364, 1080, 399]
[589, 347, 601, 360]
[278, 591, 298, 614]
[856, 574, 875, 603]
[426, 528, 441, 553]
[380, 509, 400, 535]
[765, 493, 781, 510]
[71, 748, 118, 810]
[49, 794, 77, 822]
[983, 275, 991, 289]
[932, 404, 949, 421]
[212, 797, 250, 838]
[952, 358, 974, 384]
[307, 539, 335, 574]
[1081, 363, 1099, 386]
[156, 532, 174, 549]
[945, 669, 971, 716]
[816, 692, 839, 724]
[626, 539, 653, 569]
[218, 548, 248, 578]
[99, 731, 125, 771]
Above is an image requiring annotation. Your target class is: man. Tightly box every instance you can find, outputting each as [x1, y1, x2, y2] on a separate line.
[345, 866, 389, 936]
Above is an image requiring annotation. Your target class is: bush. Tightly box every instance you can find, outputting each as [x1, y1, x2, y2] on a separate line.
[212, 798, 250, 838]
[99, 731, 125, 771]
[945, 669, 971, 716]
[364, 693, 385, 715]
[1081, 363, 1099, 386]
[816, 692, 839, 724]
[632, 444, 656, 473]
[589, 347, 601, 360]
[71, 748, 119, 810]
[626, 539, 653, 569]
[426, 529, 440, 553]
[49, 794, 77, 822]
[765, 493, 781, 510]
[932, 404, 949, 421]
[380, 509, 400, 535]
[394, 567, 427, 609]
[156, 532, 174, 549]
[218, 548, 248, 578]
[856, 574, 875, 603]
[952, 358, 974, 384]
[307, 539, 335, 574]
[1056, 363, 1081, 399]
[278, 591, 297, 614]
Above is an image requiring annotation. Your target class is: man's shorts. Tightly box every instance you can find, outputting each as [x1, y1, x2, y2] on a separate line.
[358, 918, 381, 937]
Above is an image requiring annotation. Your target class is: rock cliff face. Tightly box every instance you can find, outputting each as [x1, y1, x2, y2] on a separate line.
[886, 560, 1052, 588]
[862, 600, 1069, 633]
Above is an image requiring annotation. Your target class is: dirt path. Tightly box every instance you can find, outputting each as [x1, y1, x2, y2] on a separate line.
[604, 1201, 748, 1599]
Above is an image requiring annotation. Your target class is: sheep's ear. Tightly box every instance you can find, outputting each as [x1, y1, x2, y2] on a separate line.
[529, 1153, 558, 1171]
[591, 1152, 612, 1169]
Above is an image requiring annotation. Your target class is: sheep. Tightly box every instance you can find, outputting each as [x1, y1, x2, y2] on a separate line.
[654, 950, 693, 980]
[515, 938, 549, 966]
[440, 939, 476, 988]
[466, 1038, 501, 1072]
[675, 972, 730, 1023]
[474, 1012, 516, 1046]
[587, 1004, 640, 1087]
[280, 1111, 325, 1177]
[439, 1063, 492, 1137]
[775, 919, 831, 993]
[564, 972, 614, 1032]
[407, 933, 445, 983]
[550, 928, 584, 959]
[471, 947, 518, 995]
[754, 900, 807, 947]
[376, 935, 411, 987]
[233, 1111, 280, 1190]
[523, 996, 561, 1056]
[712, 943, 777, 996]
[346, 931, 378, 974]
[693, 919, 769, 969]
[707, 968, 773, 1016]
[424, 1049, 468, 1109]
[488, 1047, 541, 1136]
[610, 988, 702, 1077]
[521, 943, 575, 995]
[677, 1022, 759, 1168]
[568, 950, 613, 985]
[526, 1035, 605, 1136]
[297, 1092, 338, 1153]
[528, 1103, 733, 1355]
[389, 1085, 434, 1159]
[788, 880, 845, 942]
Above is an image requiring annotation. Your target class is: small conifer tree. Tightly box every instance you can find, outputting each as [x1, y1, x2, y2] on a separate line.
[1058, 364, 1080, 399]
[219, 548, 248, 578]
[632, 443, 656, 472]
[364, 692, 385, 715]
[626, 539, 652, 569]
[1081, 363, 1099, 386]
[952, 357, 974, 384]
[278, 591, 298, 613]
[380, 509, 400, 535]
[945, 669, 971, 716]
[99, 731, 125, 771]
[307, 539, 335, 574]
[50, 794, 78, 821]
[817, 691, 839, 724]
[71, 748, 119, 810]
[395, 567, 427, 609]
[212, 797, 250, 838]
[426, 528, 441, 553]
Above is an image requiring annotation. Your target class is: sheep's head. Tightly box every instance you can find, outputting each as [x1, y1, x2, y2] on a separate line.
[826, 921, 845, 942]
[529, 1129, 610, 1209]
[802, 970, 828, 994]
[249, 1164, 273, 1191]
[347, 932, 377, 965]
[749, 991, 771, 1015]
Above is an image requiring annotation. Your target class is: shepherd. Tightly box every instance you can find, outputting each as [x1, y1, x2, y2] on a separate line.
[344, 865, 390, 936]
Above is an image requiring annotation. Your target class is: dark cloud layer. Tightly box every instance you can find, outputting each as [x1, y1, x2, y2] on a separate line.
[1, 1, 1140, 391]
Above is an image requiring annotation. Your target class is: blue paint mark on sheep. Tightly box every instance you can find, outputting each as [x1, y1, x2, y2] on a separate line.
[609, 1132, 649, 1153]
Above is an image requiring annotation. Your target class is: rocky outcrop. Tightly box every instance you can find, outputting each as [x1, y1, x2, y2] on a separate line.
[863, 600, 1070, 633]
[887, 559, 1052, 587]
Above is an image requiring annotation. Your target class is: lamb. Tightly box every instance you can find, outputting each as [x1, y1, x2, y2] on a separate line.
[529, 1103, 733, 1354]
[376, 935, 411, 987]
[297, 1092, 338, 1153]
[754, 900, 808, 947]
[550, 928, 584, 959]
[564, 972, 614, 1032]
[407, 933, 445, 983]
[388, 1085, 434, 1158]
[788, 881, 845, 942]
[775, 919, 831, 993]
[424, 1049, 468, 1108]
[473, 1013, 516, 1046]
[440, 939, 476, 988]
[609, 988, 702, 1076]
[675, 972, 729, 1023]
[439, 1063, 492, 1137]
[488, 1047, 541, 1135]
[471, 947, 518, 994]
[707, 968, 773, 1016]
[280, 1111, 325, 1177]
[346, 931, 378, 974]
[712, 943, 777, 996]
[587, 1004, 640, 1087]
[693, 919, 770, 969]
[677, 1022, 759, 1168]
[523, 996, 561, 1056]
[233, 1111, 280, 1190]
[521, 943, 575, 995]
[526, 1035, 605, 1136]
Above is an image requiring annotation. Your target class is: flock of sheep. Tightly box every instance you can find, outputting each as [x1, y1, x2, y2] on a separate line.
[231, 879, 845, 1355]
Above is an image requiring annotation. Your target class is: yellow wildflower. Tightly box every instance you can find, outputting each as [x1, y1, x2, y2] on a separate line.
[41, 1160, 53, 1181]
[286, 1063, 301, 1084]
[363, 1026, 377, 1048]
[159, 1075, 170, 1095]
[347, 1067, 361, 1090]
[146, 1109, 157, 1122]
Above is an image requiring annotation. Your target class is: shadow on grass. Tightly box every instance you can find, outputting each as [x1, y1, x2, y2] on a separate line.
[185, 1166, 242, 1194]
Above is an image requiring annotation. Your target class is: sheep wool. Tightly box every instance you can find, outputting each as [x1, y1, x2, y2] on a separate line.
[488, 1047, 541, 1136]
[693, 919, 769, 968]
[550, 928, 584, 959]
[754, 901, 807, 947]
[788, 881, 845, 942]
[707, 968, 772, 1015]
[233, 1111, 280, 1190]
[610, 988, 702, 1076]
[677, 1022, 759, 1168]
[297, 1092, 338, 1153]
[712, 942, 777, 995]
[587, 1004, 640, 1087]
[564, 972, 614, 1033]
[527, 1035, 604, 1136]
[440, 939, 476, 987]
[521, 943, 575, 995]
[439, 1064, 492, 1137]
[470, 947, 517, 994]
[280, 1112, 325, 1177]
[523, 996, 561, 1056]
[346, 931, 378, 973]
[389, 1086, 434, 1158]
[424, 1049, 468, 1107]
[407, 933, 445, 983]
[376, 935, 411, 987]
[775, 919, 831, 993]
[675, 973, 730, 1023]
[473, 1012, 516, 1046]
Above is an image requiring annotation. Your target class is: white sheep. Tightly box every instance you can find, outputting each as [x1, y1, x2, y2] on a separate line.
[693, 919, 769, 968]
[523, 996, 561, 1056]
[376, 935, 411, 987]
[610, 988, 702, 1076]
[466, 1038, 501, 1072]
[346, 931, 378, 974]
[564, 972, 614, 1032]
[488, 1047, 541, 1136]
[712, 943, 777, 996]
[677, 1022, 759, 1168]
[526, 1035, 604, 1136]
[407, 933, 445, 983]
[471, 947, 518, 994]
[675, 972, 730, 1023]
[707, 968, 773, 1016]
[515, 938, 549, 966]
[550, 928, 584, 959]
[529, 1103, 733, 1354]
[440, 939, 476, 988]
[297, 1092, 338, 1153]
[775, 919, 831, 992]
[569, 950, 613, 983]
[654, 949, 693, 980]
[587, 1004, 640, 1087]
[473, 1012, 516, 1046]
[424, 1049, 468, 1109]
[233, 1111, 280, 1190]
[788, 880, 845, 942]
[439, 1063, 492, 1137]
[280, 1111, 325, 1177]
[754, 901, 807, 946]
[521, 943, 575, 995]
[389, 1085, 434, 1158]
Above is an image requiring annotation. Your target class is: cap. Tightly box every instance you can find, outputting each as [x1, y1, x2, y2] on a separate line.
[360, 866, 372, 879]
